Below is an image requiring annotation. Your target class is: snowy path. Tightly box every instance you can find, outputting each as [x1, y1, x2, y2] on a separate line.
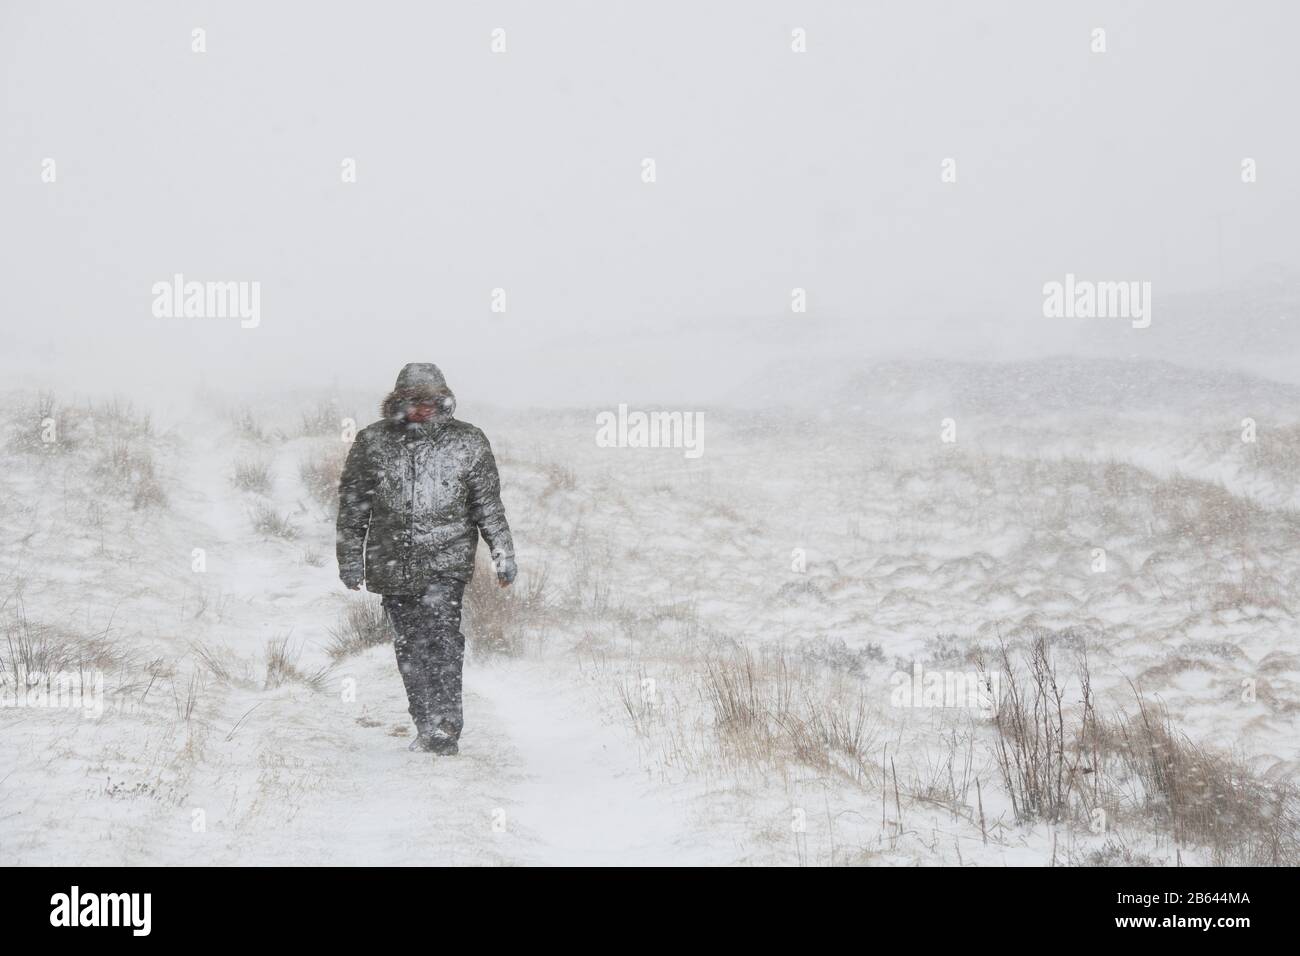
[473, 663, 714, 865]
[161, 657, 710, 865]
[136, 425, 707, 866]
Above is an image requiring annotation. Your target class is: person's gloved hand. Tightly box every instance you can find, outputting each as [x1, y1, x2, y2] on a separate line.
[495, 555, 517, 589]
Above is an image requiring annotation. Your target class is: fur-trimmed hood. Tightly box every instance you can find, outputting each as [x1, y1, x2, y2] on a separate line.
[339, 364, 514, 592]
[381, 362, 457, 421]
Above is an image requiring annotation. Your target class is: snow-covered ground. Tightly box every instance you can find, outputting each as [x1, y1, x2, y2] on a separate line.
[1, 357, 1297, 866]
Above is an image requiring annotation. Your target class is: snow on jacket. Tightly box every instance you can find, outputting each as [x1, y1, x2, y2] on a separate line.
[336, 363, 514, 593]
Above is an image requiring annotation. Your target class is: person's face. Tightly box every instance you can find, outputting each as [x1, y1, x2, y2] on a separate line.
[405, 402, 439, 423]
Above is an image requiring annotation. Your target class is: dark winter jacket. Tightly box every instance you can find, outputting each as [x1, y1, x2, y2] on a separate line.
[336, 363, 514, 594]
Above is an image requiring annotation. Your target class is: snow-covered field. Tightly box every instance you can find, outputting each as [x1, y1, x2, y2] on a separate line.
[2, 357, 1297, 866]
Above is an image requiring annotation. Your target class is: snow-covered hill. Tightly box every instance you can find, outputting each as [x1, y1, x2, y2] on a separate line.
[728, 355, 1300, 420]
[1, 375, 1296, 866]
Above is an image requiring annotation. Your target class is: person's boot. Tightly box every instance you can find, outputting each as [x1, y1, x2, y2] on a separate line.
[408, 719, 438, 752]
[427, 730, 458, 756]
[408, 733, 438, 752]
[408, 727, 458, 755]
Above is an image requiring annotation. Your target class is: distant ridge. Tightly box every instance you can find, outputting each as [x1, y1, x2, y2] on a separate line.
[731, 355, 1300, 418]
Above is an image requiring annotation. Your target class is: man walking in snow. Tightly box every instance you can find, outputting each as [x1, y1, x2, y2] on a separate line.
[336, 363, 516, 756]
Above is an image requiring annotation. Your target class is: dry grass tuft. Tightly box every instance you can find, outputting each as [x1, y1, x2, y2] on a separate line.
[232, 458, 273, 494]
[299, 446, 346, 512]
[250, 502, 297, 539]
[986, 636, 1299, 864]
[300, 399, 348, 438]
[463, 554, 551, 658]
[263, 635, 331, 690]
[230, 408, 273, 443]
[6, 391, 80, 454]
[987, 634, 1072, 822]
[326, 596, 395, 659]
[701, 647, 875, 784]
[1088, 692, 1299, 865]
[1, 604, 133, 687]
[97, 439, 166, 509]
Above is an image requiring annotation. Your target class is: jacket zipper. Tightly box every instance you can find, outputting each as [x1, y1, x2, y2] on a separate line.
[407, 442, 416, 583]
[404, 423, 443, 585]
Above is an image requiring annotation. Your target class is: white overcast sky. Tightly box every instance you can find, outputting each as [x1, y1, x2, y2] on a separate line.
[2, 1, 1297, 406]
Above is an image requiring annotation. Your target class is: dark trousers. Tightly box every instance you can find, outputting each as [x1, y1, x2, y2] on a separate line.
[382, 576, 468, 739]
